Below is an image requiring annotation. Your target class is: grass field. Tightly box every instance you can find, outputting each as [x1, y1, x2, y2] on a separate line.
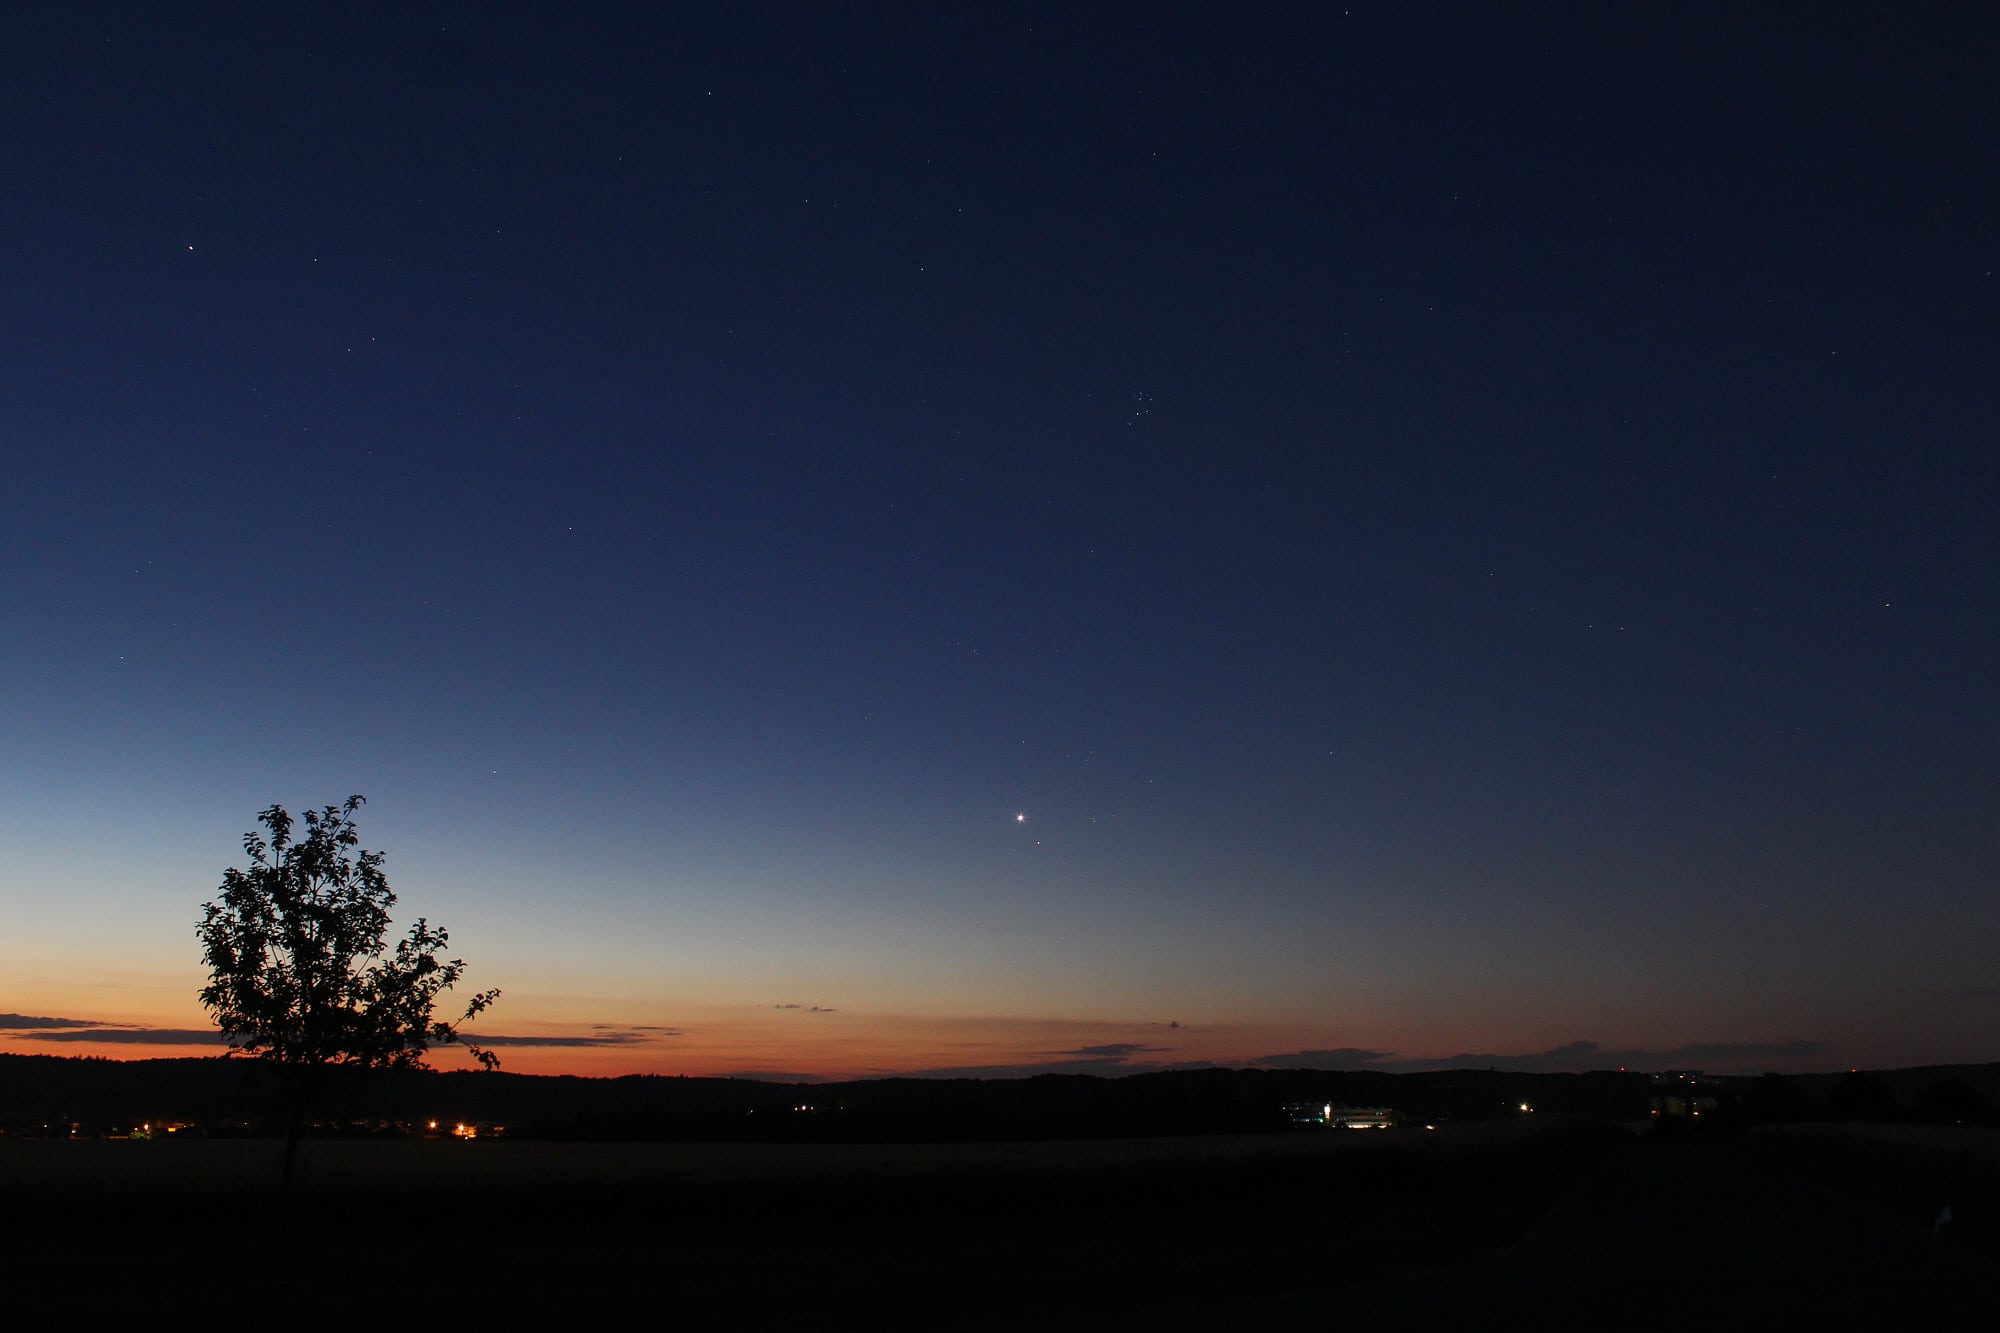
[3, 1119, 1631, 1326]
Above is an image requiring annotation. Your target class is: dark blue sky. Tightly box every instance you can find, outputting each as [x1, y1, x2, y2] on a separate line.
[3, 3, 1994, 1077]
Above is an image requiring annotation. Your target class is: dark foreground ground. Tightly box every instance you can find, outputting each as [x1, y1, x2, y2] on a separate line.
[4, 1119, 1995, 1328]
[1054, 1124, 2000, 1332]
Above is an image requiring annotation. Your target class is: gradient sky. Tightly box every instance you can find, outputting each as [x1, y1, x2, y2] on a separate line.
[3, 4, 1995, 1080]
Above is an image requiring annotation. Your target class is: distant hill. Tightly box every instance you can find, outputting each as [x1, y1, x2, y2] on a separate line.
[1788, 1062, 2000, 1119]
[3, 1054, 1650, 1139]
[12, 1054, 1990, 1141]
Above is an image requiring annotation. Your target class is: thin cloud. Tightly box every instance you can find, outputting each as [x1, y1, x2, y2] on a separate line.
[9, 1019, 676, 1050]
[1245, 1040, 1828, 1075]
[1250, 1048, 1397, 1070]
[902, 1058, 1155, 1079]
[1, 1013, 109, 1030]
[1378, 1039, 1827, 1073]
[20, 1027, 226, 1045]
[1055, 1042, 1167, 1059]
[1388, 1040, 1607, 1073]
[906, 1039, 1177, 1079]
[456, 1028, 678, 1048]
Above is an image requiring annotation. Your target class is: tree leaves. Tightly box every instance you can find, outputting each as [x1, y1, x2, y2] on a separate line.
[194, 798, 500, 1076]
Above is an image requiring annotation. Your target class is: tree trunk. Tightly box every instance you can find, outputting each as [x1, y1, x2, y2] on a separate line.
[279, 1117, 303, 1200]
[278, 1064, 315, 1202]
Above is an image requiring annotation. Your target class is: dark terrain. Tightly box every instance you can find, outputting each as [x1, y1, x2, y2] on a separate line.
[7, 1118, 1996, 1328]
[1071, 1129, 2000, 1331]
[5, 1119, 1615, 1325]
[0, 1052, 1653, 1138]
[6, 1056, 1998, 1326]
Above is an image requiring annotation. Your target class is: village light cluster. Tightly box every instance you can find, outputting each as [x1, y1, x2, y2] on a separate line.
[1285, 1102, 1397, 1129]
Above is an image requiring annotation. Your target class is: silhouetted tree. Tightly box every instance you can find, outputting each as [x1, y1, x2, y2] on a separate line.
[196, 796, 498, 1193]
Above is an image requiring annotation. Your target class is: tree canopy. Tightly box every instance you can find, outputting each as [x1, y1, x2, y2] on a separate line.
[196, 796, 499, 1077]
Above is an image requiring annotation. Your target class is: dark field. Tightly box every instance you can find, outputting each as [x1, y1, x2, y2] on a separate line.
[7, 1119, 1998, 1328]
[8, 1119, 1618, 1326]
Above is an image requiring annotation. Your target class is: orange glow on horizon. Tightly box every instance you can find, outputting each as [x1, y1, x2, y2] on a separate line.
[0, 1007, 1409, 1081]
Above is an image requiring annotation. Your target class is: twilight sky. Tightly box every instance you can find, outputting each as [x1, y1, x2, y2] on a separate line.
[3, 3, 1995, 1080]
